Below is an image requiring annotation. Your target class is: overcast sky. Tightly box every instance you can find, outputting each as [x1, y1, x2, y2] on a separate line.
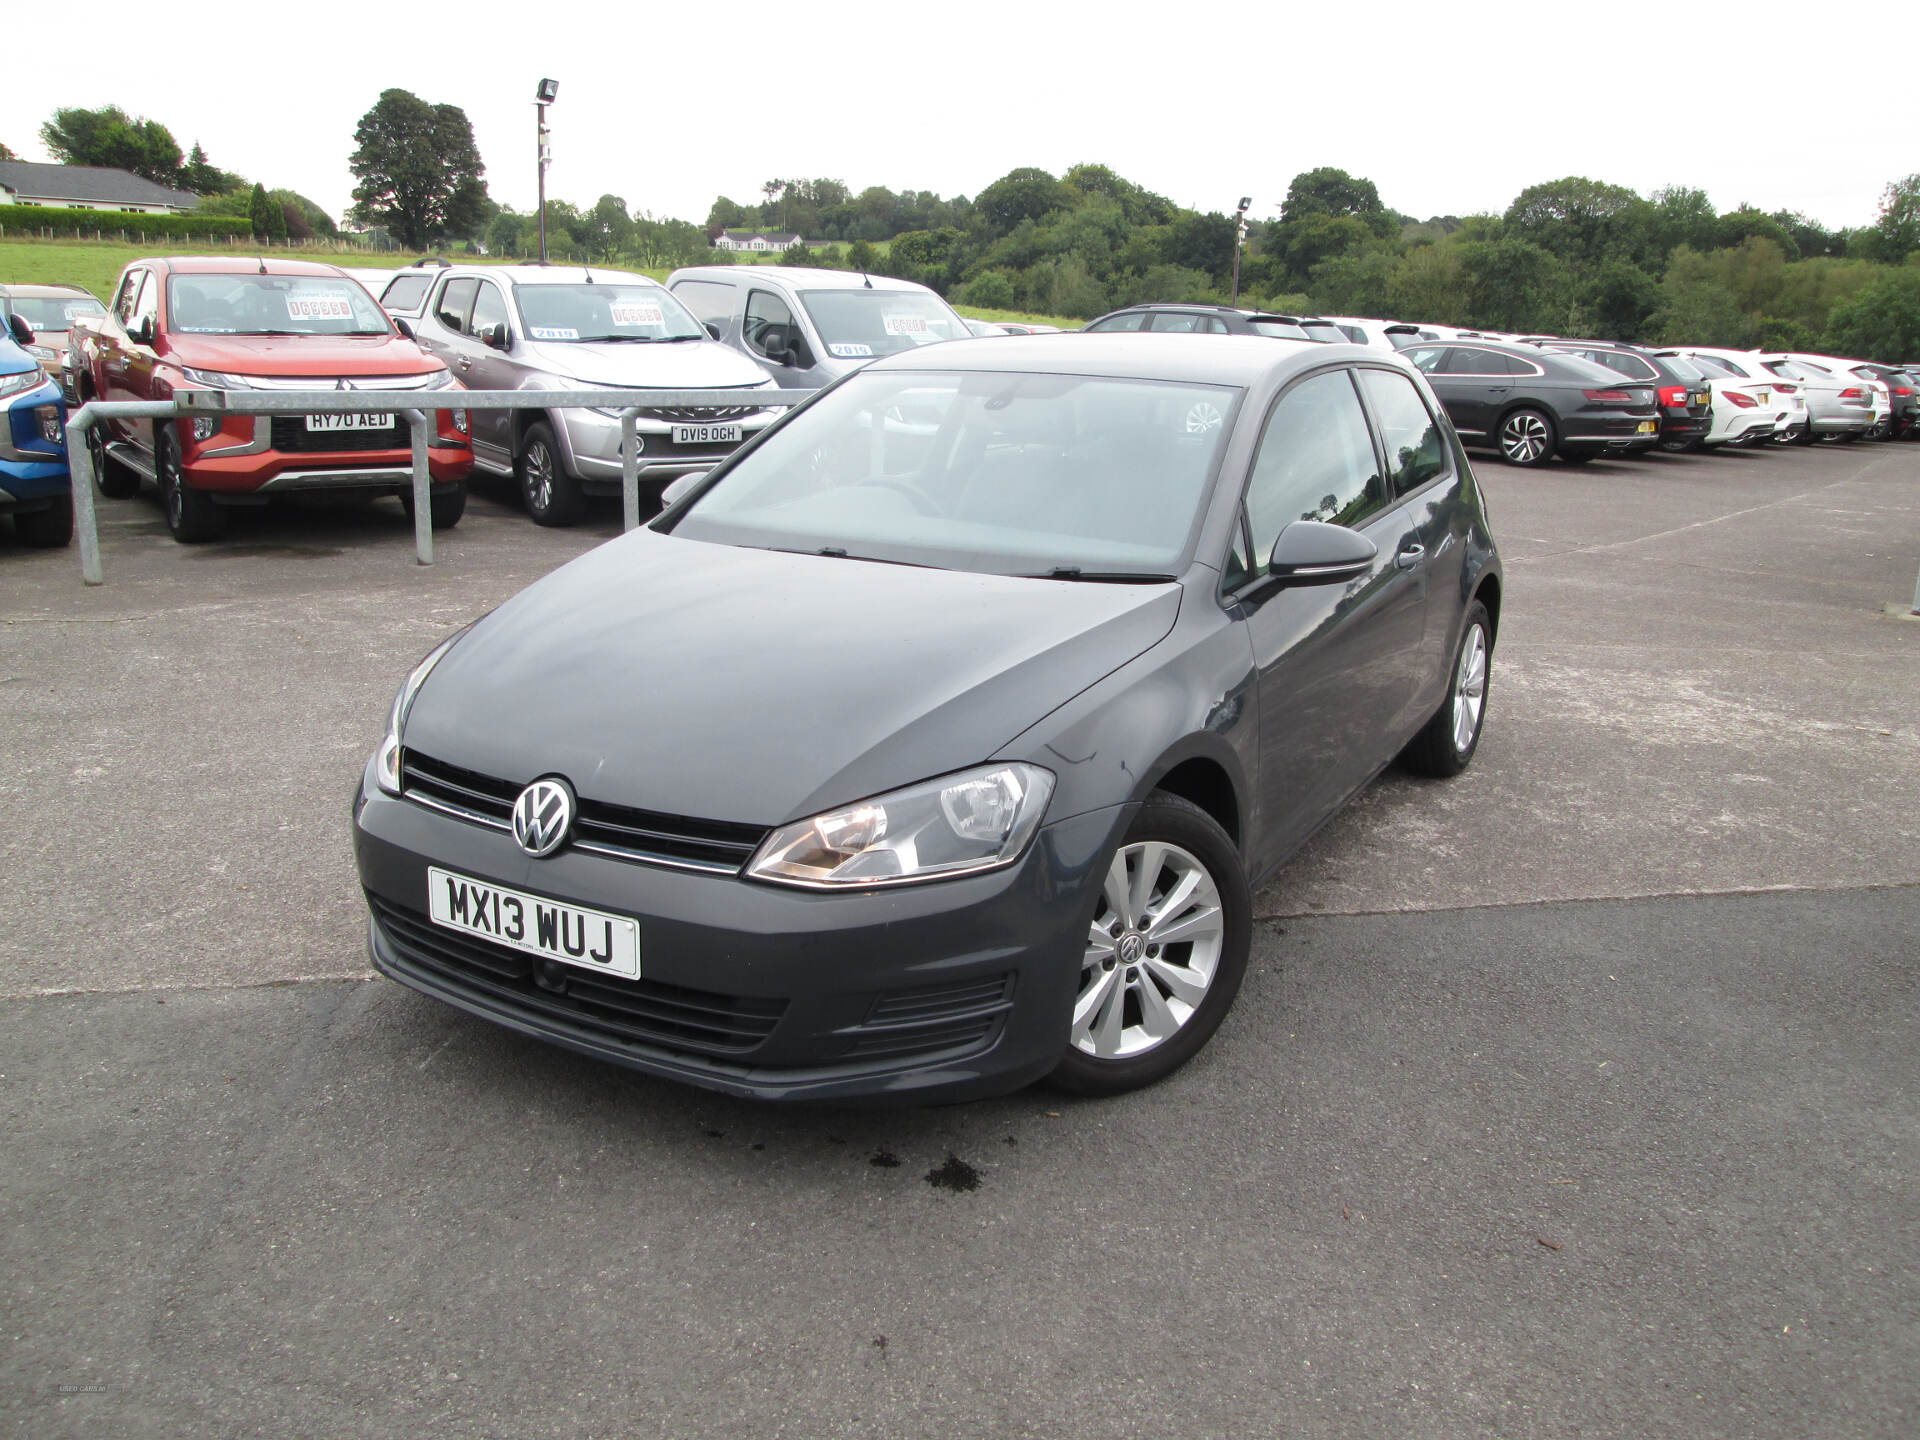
[5, 1, 1908, 235]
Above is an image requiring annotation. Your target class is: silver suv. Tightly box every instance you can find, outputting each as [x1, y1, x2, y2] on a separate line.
[665, 266, 973, 390]
[387, 264, 779, 525]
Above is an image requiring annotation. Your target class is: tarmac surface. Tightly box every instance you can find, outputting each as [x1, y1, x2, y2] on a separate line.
[2, 443, 1917, 1437]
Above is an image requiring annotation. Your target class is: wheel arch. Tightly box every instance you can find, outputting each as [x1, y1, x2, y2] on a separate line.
[1135, 738, 1246, 853]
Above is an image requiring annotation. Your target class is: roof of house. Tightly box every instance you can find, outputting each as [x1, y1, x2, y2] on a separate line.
[0, 161, 201, 210]
[716, 230, 804, 244]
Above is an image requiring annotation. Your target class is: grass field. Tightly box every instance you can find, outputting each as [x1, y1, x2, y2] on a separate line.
[0, 235, 1079, 332]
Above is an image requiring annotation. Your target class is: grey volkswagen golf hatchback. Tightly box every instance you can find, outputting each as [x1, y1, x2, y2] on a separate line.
[353, 334, 1501, 1103]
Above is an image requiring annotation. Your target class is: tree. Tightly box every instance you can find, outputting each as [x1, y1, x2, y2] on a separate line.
[181, 142, 239, 197]
[247, 183, 274, 240]
[958, 271, 1017, 309]
[1458, 239, 1572, 332]
[40, 105, 184, 185]
[1865, 174, 1920, 264]
[349, 89, 489, 249]
[845, 239, 879, 273]
[1503, 176, 1651, 268]
[1823, 266, 1920, 362]
[779, 239, 814, 266]
[580, 194, 634, 261]
[0, 141, 16, 162]
[975, 168, 1073, 238]
[1279, 167, 1394, 237]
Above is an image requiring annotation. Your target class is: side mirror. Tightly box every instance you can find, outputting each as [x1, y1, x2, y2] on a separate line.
[393, 317, 416, 341]
[131, 316, 154, 346]
[7, 313, 32, 346]
[1265, 520, 1378, 586]
[660, 470, 710, 508]
[481, 322, 509, 351]
[703, 321, 721, 341]
[786, 336, 813, 371]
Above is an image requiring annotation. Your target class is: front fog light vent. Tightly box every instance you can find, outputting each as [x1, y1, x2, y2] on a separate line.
[36, 406, 62, 444]
[191, 417, 220, 442]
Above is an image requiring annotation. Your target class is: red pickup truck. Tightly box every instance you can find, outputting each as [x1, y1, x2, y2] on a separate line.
[71, 257, 472, 542]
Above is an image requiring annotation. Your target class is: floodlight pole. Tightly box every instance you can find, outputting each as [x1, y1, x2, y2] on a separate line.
[1230, 196, 1252, 306]
[535, 101, 551, 264]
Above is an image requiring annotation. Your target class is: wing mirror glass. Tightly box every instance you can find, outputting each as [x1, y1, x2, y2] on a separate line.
[131, 316, 154, 346]
[481, 322, 509, 350]
[7, 313, 33, 345]
[703, 321, 721, 341]
[393, 317, 416, 341]
[1266, 520, 1378, 586]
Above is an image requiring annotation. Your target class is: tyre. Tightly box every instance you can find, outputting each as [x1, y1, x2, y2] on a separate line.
[86, 411, 140, 499]
[518, 421, 584, 526]
[400, 481, 467, 530]
[1657, 436, 1702, 454]
[1497, 408, 1556, 467]
[1399, 599, 1492, 779]
[1049, 793, 1252, 1097]
[156, 423, 223, 543]
[16, 495, 73, 548]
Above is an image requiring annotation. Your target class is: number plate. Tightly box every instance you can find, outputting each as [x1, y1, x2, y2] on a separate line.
[673, 423, 740, 445]
[427, 867, 640, 979]
[1755, 390, 1770, 404]
[1637, 420, 1658, 433]
[306, 412, 394, 432]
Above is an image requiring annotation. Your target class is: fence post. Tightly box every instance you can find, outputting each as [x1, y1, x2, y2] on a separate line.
[402, 409, 432, 566]
[621, 410, 641, 531]
[64, 406, 104, 587]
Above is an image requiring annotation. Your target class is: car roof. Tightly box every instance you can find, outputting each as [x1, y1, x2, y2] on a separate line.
[423, 264, 664, 288]
[869, 331, 1385, 386]
[670, 266, 935, 293]
[0, 282, 97, 299]
[138, 256, 352, 277]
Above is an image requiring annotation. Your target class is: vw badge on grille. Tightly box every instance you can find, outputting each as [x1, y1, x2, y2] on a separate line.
[511, 778, 575, 858]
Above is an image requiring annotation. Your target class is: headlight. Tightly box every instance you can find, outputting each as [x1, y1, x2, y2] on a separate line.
[0, 367, 49, 401]
[179, 367, 258, 389]
[415, 370, 457, 391]
[375, 626, 472, 796]
[746, 762, 1054, 888]
[26, 344, 56, 362]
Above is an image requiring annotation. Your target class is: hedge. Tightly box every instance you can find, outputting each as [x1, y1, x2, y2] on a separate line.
[0, 204, 254, 240]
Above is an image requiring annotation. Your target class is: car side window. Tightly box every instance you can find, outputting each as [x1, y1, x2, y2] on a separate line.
[1404, 346, 1448, 374]
[1087, 313, 1146, 333]
[1220, 512, 1253, 591]
[1449, 348, 1508, 375]
[381, 275, 432, 312]
[434, 278, 478, 335]
[1357, 369, 1447, 497]
[744, 289, 798, 360]
[671, 280, 736, 329]
[1149, 312, 1204, 333]
[113, 270, 145, 324]
[1244, 369, 1386, 563]
[129, 271, 159, 335]
[469, 280, 508, 339]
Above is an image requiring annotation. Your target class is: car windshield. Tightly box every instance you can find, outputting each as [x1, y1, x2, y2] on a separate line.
[1660, 353, 1707, 382]
[668, 369, 1238, 578]
[798, 289, 970, 358]
[1690, 354, 1746, 378]
[515, 283, 706, 343]
[167, 274, 392, 336]
[1543, 352, 1635, 384]
[7, 295, 104, 331]
[1765, 360, 1812, 380]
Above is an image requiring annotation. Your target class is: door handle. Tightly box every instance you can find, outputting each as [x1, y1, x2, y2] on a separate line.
[1396, 543, 1426, 570]
[456, 357, 472, 370]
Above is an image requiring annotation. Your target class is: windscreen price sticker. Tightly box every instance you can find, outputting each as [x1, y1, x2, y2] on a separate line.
[883, 313, 929, 336]
[611, 302, 664, 328]
[530, 327, 580, 340]
[828, 343, 873, 358]
[287, 295, 354, 320]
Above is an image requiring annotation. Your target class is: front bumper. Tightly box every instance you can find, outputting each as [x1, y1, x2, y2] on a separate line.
[0, 380, 69, 499]
[182, 414, 473, 493]
[554, 407, 776, 493]
[353, 766, 1127, 1103]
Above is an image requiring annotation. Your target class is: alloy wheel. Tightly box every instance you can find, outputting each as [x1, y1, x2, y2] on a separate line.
[1074, 841, 1225, 1059]
[524, 441, 554, 514]
[1452, 623, 1488, 754]
[1500, 412, 1551, 463]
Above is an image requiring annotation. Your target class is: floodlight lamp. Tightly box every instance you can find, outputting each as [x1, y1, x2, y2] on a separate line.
[1237, 196, 1252, 212]
[536, 78, 559, 104]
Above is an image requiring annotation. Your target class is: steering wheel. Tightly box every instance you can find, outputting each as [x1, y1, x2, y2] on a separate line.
[855, 476, 939, 515]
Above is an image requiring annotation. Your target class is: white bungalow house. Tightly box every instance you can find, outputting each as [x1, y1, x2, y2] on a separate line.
[0, 161, 200, 214]
[711, 230, 804, 254]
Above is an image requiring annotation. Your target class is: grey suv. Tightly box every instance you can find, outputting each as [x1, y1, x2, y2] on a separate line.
[391, 265, 779, 525]
[665, 266, 973, 391]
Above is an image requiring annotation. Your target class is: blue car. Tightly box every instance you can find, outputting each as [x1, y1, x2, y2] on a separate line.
[0, 314, 71, 547]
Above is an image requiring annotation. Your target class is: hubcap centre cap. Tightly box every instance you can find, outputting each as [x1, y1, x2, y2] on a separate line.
[1117, 931, 1146, 965]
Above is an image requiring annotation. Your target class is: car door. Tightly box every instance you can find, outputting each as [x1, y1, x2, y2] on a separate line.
[118, 270, 164, 457]
[742, 286, 829, 386]
[1234, 366, 1430, 872]
[457, 277, 519, 467]
[99, 269, 150, 441]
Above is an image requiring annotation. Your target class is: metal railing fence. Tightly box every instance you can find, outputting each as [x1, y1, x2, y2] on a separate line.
[63, 387, 813, 585]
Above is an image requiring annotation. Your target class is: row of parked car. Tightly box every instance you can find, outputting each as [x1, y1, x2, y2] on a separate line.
[1, 261, 1913, 549]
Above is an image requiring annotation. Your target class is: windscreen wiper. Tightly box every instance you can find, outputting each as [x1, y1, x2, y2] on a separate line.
[1020, 567, 1177, 582]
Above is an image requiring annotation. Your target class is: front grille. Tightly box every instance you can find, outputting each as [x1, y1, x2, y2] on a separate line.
[841, 973, 1015, 1062]
[639, 405, 758, 424]
[270, 416, 405, 453]
[370, 894, 787, 1056]
[399, 749, 769, 874]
